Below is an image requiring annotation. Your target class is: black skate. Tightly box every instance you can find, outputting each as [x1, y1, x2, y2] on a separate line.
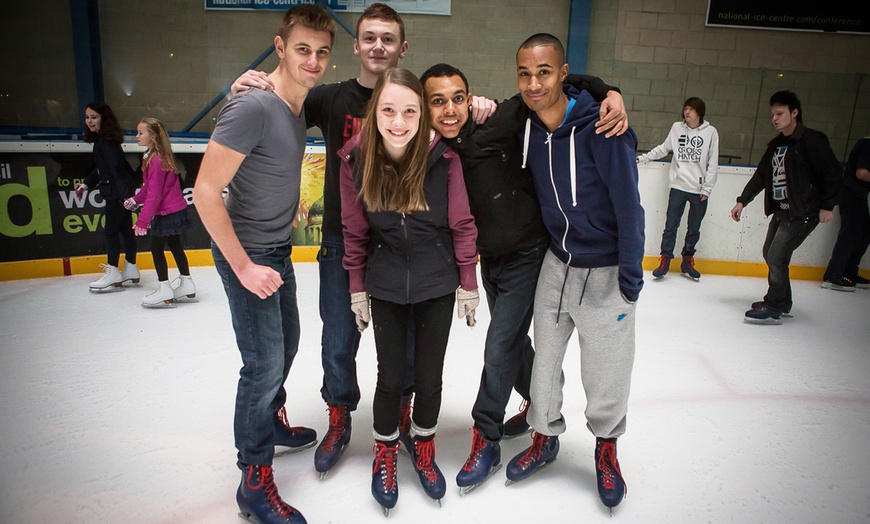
[274, 407, 317, 456]
[314, 404, 352, 479]
[652, 255, 671, 279]
[680, 256, 700, 281]
[503, 399, 530, 439]
[456, 426, 502, 496]
[751, 301, 792, 318]
[595, 437, 626, 515]
[505, 432, 559, 485]
[744, 302, 783, 325]
[237, 464, 307, 524]
[371, 441, 399, 517]
[411, 436, 446, 506]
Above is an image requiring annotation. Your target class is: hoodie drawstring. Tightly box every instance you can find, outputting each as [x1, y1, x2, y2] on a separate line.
[569, 126, 577, 206]
[522, 118, 531, 169]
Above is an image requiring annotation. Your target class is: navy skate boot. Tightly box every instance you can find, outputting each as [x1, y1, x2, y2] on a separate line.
[680, 256, 701, 280]
[652, 255, 671, 279]
[505, 432, 559, 485]
[274, 407, 317, 456]
[503, 399, 530, 439]
[456, 426, 502, 496]
[412, 436, 447, 506]
[371, 441, 399, 517]
[744, 302, 783, 325]
[751, 300, 791, 317]
[398, 395, 413, 455]
[595, 437, 627, 514]
[314, 404, 351, 479]
[237, 464, 307, 524]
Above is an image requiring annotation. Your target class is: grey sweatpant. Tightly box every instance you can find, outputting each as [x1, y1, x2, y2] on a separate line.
[527, 251, 636, 439]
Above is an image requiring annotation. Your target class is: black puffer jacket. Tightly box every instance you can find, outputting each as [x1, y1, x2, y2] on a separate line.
[84, 138, 135, 201]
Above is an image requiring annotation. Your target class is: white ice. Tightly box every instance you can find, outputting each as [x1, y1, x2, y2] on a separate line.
[1, 264, 868, 523]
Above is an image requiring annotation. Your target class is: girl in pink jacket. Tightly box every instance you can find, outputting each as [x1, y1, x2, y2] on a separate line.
[126, 117, 195, 307]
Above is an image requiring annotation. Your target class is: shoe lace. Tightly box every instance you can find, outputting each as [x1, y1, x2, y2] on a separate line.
[373, 443, 398, 491]
[657, 256, 669, 271]
[247, 465, 295, 518]
[276, 406, 303, 435]
[414, 439, 439, 484]
[319, 405, 347, 452]
[596, 440, 626, 493]
[518, 432, 547, 470]
[461, 428, 486, 473]
[684, 256, 695, 269]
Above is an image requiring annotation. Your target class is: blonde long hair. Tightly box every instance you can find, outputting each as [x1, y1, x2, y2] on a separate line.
[139, 117, 178, 173]
[359, 68, 431, 213]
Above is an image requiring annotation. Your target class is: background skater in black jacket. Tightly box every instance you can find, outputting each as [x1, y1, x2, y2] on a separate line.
[731, 90, 842, 324]
[420, 63, 628, 494]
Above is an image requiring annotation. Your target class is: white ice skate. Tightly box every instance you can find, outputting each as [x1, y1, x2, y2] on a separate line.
[120, 262, 141, 285]
[142, 281, 175, 308]
[171, 275, 197, 302]
[89, 264, 124, 292]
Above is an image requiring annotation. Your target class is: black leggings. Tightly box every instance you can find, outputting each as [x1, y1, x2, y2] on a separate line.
[370, 293, 454, 437]
[104, 199, 137, 267]
[151, 234, 189, 281]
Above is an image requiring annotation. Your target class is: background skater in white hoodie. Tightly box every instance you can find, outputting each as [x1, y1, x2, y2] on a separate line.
[638, 97, 719, 280]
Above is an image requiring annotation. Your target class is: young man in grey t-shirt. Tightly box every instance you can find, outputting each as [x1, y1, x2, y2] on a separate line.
[193, 6, 335, 524]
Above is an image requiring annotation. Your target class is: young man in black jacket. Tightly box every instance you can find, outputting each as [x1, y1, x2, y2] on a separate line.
[420, 63, 627, 494]
[731, 90, 842, 324]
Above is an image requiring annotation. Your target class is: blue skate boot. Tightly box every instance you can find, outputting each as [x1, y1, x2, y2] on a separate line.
[595, 437, 627, 514]
[652, 255, 672, 279]
[237, 464, 307, 524]
[503, 399, 530, 439]
[505, 432, 559, 485]
[456, 426, 502, 495]
[680, 255, 701, 280]
[751, 300, 792, 317]
[371, 440, 399, 517]
[744, 302, 783, 325]
[313, 404, 351, 479]
[411, 435, 447, 506]
[274, 407, 317, 456]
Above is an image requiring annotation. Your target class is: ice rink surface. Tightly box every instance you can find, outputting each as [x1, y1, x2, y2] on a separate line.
[1, 263, 868, 524]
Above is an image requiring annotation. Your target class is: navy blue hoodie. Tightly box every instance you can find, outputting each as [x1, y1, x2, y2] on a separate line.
[521, 86, 645, 302]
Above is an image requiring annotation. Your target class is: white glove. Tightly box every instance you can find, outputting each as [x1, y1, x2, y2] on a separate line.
[123, 197, 138, 211]
[350, 291, 370, 332]
[74, 183, 88, 197]
[456, 287, 479, 327]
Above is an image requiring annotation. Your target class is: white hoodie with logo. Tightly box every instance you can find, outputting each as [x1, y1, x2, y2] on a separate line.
[638, 120, 719, 197]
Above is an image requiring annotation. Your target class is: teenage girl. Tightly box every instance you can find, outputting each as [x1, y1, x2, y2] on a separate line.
[78, 102, 139, 291]
[338, 67, 479, 514]
[125, 117, 195, 307]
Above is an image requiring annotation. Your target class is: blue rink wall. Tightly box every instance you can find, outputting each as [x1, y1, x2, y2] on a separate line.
[0, 141, 867, 281]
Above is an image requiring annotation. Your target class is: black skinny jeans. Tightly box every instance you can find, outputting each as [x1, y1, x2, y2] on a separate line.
[151, 234, 190, 281]
[370, 293, 454, 438]
[104, 199, 137, 267]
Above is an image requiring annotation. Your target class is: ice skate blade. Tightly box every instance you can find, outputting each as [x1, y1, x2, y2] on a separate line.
[458, 463, 503, 496]
[237, 510, 256, 523]
[141, 301, 176, 309]
[743, 316, 781, 325]
[122, 278, 141, 285]
[89, 285, 125, 293]
[173, 297, 199, 303]
[680, 273, 699, 281]
[381, 506, 391, 517]
[274, 439, 317, 457]
[820, 282, 856, 292]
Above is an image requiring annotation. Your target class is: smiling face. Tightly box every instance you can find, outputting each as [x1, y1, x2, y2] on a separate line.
[516, 44, 567, 115]
[84, 108, 101, 133]
[376, 82, 421, 162]
[354, 18, 407, 78]
[770, 103, 799, 136]
[135, 122, 153, 148]
[424, 75, 469, 139]
[275, 25, 332, 91]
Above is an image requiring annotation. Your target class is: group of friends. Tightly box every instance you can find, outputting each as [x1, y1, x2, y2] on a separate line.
[76, 3, 868, 523]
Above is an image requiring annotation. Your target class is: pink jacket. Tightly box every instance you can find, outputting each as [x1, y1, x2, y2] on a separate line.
[133, 154, 187, 229]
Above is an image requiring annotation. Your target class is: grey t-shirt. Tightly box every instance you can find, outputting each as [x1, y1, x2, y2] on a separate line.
[211, 88, 307, 248]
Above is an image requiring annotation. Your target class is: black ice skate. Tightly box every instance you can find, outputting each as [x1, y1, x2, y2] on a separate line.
[595, 437, 627, 515]
[314, 404, 351, 480]
[744, 302, 783, 325]
[456, 426, 502, 496]
[652, 255, 672, 279]
[273, 407, 317, 456]
[505, 432, 559, 485]
[236, 464, 307, 524]
[680, 256, 700, 281]
[371, 441, 399, 517]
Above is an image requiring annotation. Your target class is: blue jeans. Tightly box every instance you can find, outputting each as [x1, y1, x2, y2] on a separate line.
[212, 243, 300, 468]
[660, 188, 708, 258]
[762, 210, 819, 311]
[318, 236, 363, 410]
[472, 238, 547, 441]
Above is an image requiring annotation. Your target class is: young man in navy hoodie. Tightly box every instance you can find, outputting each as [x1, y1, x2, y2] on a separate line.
[504, 34, 644, 514]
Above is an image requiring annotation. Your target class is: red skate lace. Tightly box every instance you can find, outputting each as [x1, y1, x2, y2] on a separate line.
[657, 256, 669, 271]
[518, 432, 547, 469]
[276, 406, 303, 435]
[684, 256, 695, 270]
[461, 428, 486, 473]
[414, 440, 439, 483]
[596, 441, 626, 493]
[319, 406, 347, 451]
[373, 443, 398, 491]
[247, 466, 295, 517]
